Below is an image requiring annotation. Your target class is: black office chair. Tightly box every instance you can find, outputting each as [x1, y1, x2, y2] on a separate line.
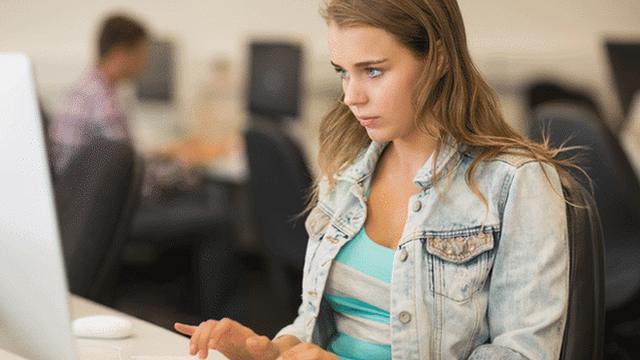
[55, 137, 144, 304]
[559, 172, 606, 359]
[244, 119, 312, 325]
[128, 176, 241, 320]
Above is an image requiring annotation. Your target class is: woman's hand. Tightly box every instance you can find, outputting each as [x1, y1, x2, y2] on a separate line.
[174, 318, 280, 360]
[277, 342, 339, 360]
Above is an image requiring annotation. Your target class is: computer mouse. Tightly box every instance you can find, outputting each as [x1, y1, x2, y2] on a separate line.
[72, 315, 133, 339]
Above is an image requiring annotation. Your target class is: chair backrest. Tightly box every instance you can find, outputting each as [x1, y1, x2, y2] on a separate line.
[528, 102, 640, 310]
[559, 173, 605, 360]
[54, 137, 144, 304]
[243, 120, 311, 271]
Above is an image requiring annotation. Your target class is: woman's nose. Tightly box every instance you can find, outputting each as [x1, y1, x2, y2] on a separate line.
[343, 79, 368, 107]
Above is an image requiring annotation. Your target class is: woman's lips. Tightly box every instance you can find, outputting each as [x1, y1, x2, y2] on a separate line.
[358, 116, 379, 127]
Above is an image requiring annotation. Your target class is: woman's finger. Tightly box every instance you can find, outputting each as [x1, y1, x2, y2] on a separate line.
[173, 322, 197, 336]
[190, 321, 207, 356]
[208, 317, 234, 349]
[197, 320, 217, 358]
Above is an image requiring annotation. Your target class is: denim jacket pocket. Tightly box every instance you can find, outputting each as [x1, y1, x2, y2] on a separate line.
[306, 205, 331, 241]
[303, 205, 332, 276]
[424, 227, 497, 302]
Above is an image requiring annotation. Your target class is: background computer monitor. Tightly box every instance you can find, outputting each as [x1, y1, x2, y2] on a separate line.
[605, 41, 640, 119]
[247, 41, 303, 119]
[0, 53, 77, 360]
[136, 39, 175, 103]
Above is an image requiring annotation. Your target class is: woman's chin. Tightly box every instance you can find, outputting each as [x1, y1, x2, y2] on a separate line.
[364, 128, 393, 143]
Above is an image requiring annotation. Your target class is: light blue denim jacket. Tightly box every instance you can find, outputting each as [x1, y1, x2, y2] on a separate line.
[276, 139, 569, 360]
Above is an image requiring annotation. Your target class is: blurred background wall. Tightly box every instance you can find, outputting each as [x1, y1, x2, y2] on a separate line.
[2, 0, 639, 135]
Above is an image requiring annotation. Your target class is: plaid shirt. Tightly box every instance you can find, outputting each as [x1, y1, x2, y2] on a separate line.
[49, 68, 130, 174]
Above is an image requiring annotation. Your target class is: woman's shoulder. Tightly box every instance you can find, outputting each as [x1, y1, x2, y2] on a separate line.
[458, 145, 564, 194]
[461, 145, 547, 169]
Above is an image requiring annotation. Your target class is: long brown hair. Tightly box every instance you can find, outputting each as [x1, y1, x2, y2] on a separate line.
[313, 0, 584, 208]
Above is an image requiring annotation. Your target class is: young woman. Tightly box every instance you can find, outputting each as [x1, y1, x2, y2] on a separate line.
[175, 0, 574, 359]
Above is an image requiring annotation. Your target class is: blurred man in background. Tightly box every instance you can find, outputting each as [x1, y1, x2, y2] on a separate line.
[49, 14, 148, 174]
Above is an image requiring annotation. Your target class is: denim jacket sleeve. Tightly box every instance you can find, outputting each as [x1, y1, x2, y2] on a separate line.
[468, 162, 569, 360]
[274, 306, 310, 343]
[274, 177, 334, 343]
[273, 204, 323, 342]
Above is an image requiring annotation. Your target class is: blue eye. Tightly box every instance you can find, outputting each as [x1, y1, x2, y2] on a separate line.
[367, 67, 382, 78]
[334, 67, 349, 79]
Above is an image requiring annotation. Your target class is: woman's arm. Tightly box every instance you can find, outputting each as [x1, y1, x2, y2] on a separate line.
[469, 162, 569, 359]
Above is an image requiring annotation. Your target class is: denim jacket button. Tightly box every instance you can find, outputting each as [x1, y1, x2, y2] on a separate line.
[399, 311, 412, 324]
[399, 248, 409, 262]
[412, 200, 422, 212]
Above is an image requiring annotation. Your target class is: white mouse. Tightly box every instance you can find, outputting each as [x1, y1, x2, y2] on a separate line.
[72, 315, 133, 339]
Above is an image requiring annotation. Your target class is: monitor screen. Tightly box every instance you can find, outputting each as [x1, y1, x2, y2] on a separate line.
[136, 39, 175, 102]
[247, 42, 302, 119]
[0, 53, 77, 360]
[606, 41, 640, 117]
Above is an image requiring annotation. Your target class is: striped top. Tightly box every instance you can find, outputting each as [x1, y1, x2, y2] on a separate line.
[325, 226, 394, 360]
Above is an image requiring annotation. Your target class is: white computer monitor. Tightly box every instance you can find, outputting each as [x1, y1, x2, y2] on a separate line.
[0, 53, 77, 360]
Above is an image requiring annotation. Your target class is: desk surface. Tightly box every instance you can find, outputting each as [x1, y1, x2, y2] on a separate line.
[2, 295, 228, 360]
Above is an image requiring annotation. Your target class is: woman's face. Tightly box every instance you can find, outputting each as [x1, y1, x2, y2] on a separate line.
[328, 22, 427, 143]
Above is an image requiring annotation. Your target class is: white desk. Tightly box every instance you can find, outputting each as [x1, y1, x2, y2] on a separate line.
[1, 295, 228, 360]
[0, 348, 26, 360]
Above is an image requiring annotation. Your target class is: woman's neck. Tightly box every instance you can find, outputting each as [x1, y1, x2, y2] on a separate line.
[386, 130, 439, 176]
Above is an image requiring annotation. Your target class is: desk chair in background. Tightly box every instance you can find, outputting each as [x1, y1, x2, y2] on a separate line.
[244, 119, 312, 332]
[55, 137, 144, 305]
[126, 176, 241, 323]
[559, 173, 605, 359]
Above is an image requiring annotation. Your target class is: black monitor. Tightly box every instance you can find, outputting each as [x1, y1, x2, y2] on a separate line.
[605, 41, 640, 118]
[136, 39, 175, 102]
[247, 41, 302, 119]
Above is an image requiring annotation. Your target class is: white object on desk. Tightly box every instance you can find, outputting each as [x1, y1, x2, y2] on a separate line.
[73, 315, 133, 339]
[1, 295, 229, 359]
[70, 296, 229, 360]
[0, 348, 28, 360]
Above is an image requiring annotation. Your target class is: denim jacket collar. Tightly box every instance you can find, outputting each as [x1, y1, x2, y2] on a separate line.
[333, 136, 464, 189]
[333, 141, 387, 185]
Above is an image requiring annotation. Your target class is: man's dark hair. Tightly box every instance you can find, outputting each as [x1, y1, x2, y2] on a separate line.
[98, 14, 148, 59]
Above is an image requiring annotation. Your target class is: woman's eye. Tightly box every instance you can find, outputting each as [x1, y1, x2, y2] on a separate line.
[367, 68, 382, 78]
[334, 67, 349, 79]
